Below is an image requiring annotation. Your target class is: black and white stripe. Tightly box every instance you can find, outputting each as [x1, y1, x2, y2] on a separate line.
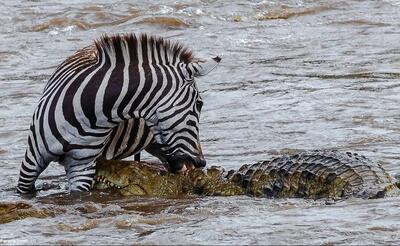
[101, 118, 154, 161]
[17, 33, 220, 193]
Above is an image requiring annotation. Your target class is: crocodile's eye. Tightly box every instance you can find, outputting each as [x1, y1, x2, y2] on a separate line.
[192, 175, 206, 195]
[193, 175, 202, 184]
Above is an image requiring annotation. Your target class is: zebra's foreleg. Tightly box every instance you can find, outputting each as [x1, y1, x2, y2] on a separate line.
[64, 157, 96, 192]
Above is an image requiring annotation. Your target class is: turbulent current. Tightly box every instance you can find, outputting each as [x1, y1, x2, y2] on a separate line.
[1, 0, 400, 244]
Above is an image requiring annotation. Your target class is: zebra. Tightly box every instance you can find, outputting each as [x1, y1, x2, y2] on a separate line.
[101, 117, 167, 163]
[17, 33, 221, 193]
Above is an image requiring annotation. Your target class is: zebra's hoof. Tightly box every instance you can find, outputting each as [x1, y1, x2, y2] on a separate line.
[16, 184, 37, 194]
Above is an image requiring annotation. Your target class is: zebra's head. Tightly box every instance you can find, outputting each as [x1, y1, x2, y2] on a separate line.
[149, 56, 221, 173]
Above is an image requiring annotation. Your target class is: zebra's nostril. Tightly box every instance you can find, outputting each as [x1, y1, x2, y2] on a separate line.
[196, 158, 206, 168]
[168, 161, 185, 173]
[166, 153, 207, 172]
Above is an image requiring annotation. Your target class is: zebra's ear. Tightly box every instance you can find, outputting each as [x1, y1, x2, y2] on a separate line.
[191, 56, 221, 77]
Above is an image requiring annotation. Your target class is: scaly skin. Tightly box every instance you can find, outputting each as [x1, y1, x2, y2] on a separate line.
[93, 150, 400, 199]
[94, 160, 243, 197]
[229, 150, 400, 199]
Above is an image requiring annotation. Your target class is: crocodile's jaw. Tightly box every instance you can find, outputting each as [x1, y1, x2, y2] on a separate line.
[93, 175, 124, 189]
[93, 159, 140, 193]
[94, 159, 192, 197]
[120, 184, 148, 196]
[93, 168, 130, 191]
[93, 175, 157, 196]
[93, 160, 245, 197]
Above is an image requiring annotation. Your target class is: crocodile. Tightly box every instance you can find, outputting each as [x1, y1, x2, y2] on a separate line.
[0, 202, 63, 224]
[93, 150, 400, 199]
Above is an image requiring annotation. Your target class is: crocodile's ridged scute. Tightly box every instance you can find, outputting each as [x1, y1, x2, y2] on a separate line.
[227, 150, 399, 199]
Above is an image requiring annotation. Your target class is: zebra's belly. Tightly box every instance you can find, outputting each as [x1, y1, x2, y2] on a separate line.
[30, 120, 110, 163]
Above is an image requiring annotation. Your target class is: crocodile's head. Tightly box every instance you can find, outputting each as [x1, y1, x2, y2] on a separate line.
[94, 159, 244, 197]
[187, 167, 245, 196]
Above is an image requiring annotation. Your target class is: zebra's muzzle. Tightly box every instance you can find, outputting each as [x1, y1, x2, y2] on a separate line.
[167, 154, 206, 173]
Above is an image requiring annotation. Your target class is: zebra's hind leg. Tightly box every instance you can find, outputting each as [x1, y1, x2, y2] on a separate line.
[63, 157, 96, 192]
[17, 150, 50, 194]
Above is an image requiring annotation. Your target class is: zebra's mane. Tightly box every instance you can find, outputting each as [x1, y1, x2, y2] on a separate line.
[94, 33, 194, 64]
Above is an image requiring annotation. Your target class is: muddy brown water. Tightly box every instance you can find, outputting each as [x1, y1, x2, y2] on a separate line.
[1, 0, 400, 244]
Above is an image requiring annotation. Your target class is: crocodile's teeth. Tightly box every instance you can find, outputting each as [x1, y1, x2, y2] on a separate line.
[92, 175, 120, 188]
[98, 176, 106, 183]
[91, 179, 96, 188]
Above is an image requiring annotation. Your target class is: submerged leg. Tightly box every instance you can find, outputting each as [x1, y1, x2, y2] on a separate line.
[17, 146, 50, 194]
[64, 157, 96, 192]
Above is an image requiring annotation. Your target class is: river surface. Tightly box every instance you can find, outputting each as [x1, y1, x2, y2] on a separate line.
[1, 0, 400, 244]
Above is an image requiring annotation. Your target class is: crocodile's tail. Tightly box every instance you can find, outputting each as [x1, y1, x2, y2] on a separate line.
[226, 150, 400, 199]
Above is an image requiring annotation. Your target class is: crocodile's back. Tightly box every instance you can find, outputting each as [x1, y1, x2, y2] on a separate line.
[228, 150, 399, 199]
